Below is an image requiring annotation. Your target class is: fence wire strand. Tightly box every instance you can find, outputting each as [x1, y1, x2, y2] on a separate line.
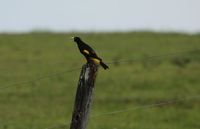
[91, 94, 200, 117]
[0, 49, 199, 129]
[0, 49, 199, 90]
[107, 49, 199, 64]
[45, 93, 200, 129]
[0, 67, 81, 90]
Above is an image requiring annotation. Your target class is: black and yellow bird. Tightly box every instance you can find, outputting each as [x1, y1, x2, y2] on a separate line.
[72, 37, 109, 70]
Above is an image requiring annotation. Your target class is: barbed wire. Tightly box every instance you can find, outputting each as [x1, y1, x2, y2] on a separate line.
[45, 93, 200, 129]
[0, 67, 81, 90]
[0, 49, 199, 91]
[0, 48, 198, 128]
[4, 92, 200, 129]
[91, 94, 200, 117]
[107, 48, 199, 64]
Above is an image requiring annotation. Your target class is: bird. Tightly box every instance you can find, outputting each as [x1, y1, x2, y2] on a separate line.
[72, 36, 109, 70]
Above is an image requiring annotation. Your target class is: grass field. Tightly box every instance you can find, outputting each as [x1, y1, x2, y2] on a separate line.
[0, 32, 200, 129]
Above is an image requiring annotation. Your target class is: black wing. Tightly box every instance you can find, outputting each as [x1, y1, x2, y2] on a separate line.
[80, 42, 102, 60]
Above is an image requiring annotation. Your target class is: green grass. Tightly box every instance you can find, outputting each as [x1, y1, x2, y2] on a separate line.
[0, 32, 200, 129]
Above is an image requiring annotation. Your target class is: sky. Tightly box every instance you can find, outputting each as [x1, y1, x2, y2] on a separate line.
[0, 0, 200, 33]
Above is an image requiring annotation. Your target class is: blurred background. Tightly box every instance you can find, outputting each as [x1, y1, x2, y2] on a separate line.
[1, 0, 200, 33]
[0, 0, 200, 129]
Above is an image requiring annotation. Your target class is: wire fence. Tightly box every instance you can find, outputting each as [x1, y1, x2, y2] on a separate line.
[0, 67, 81, 90]
[91, 94, 200, 117]
[45, 93, 200, 129]
[0, 48, 199, 129]
[2, 92, 198, 129]
[107, 48, 199, 64]
[0, 48, 199, 91]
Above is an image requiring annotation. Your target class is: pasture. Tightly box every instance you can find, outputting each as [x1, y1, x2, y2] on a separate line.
[0, 32, 200, 129]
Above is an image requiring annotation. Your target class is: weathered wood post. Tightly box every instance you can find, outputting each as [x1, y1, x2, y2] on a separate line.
[70, 63, 99, 129]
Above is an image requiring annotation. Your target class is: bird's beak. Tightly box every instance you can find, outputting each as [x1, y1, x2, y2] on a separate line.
[70, 36, 74, 42]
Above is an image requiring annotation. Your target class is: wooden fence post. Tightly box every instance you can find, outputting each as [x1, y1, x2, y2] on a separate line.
[70, 63, 99, 129]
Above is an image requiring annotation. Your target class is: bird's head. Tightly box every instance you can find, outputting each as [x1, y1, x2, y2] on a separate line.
[71, 36, 81, 43]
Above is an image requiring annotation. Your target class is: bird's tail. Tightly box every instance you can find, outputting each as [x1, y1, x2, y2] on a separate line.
[100, 61, 109, 70]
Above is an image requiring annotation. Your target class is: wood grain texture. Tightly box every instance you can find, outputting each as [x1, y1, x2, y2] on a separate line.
[70, 63, 99, 129]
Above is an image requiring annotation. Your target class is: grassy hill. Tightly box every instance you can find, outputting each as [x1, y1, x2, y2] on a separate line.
[0, 32, 200, 129]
